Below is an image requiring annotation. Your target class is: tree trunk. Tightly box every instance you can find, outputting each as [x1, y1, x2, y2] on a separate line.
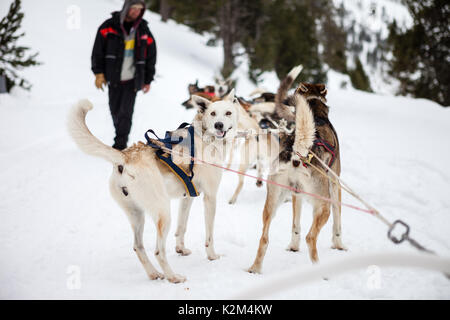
[159, 0, 173, 22]
[221, 32, 234, 78]
[0, 75, 7, 94]
[218, 0, 239, 79]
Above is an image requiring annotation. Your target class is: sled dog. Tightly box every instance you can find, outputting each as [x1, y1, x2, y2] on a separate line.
[214, 76, 233, 98]
[181, 77, 232, 110]
[68, 90, 239, 283]
[248, 83, 346, 274]
[228, 65, 303, 204]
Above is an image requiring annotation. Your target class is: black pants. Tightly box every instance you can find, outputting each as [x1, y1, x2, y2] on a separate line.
[108, 80, 137, 149]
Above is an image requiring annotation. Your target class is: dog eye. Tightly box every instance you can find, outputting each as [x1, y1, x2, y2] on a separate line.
[211, 111, 216, 116]
[226, 111, 232, 116]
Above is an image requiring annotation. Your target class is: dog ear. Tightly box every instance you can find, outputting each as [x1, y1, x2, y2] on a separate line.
[188, 84, 197, 95]
[223, 88, 235, 102]
[181, 99, 193, 109]
[191, 94, 212, 113]
[298, 83, 308, 93]
[318, 84, 327, 97]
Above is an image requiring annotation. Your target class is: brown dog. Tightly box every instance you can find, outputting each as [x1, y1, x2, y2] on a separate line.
[248, 82, 346, 274]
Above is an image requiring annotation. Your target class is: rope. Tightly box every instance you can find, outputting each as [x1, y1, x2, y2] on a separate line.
[303, 150, 439, 257]
[157, 143, 378, 216]
[232, 253, 450, 299]
[154, 137, 440, 257]
[306, 150, 392, 227]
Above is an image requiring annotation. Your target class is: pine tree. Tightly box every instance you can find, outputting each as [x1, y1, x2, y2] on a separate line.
[348, 56, 372, 92]
[388, 0, 449, 106]
[151, 0, 257, 79]
[245, 0, 327, 84]
[149, 0, 330, 84]
[145, 0, 174, 22]
[318, 5, 348, 73]
[0, 0, 40, 92]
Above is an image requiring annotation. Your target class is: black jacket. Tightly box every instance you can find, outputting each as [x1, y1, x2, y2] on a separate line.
[91, 11, 157, 90]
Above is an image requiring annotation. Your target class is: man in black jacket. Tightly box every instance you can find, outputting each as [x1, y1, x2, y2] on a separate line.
[92, 0, 157, 150]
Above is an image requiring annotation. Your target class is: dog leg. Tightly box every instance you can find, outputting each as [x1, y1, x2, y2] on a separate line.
[229, 140, 251, 204]
[125, 167, 185, 283]
[109, 177, 164, 280]
[175, 197, 193, 256]
[256, 137, 265, 188]
[226, 139, 236, 169]
[287, 194, 302, 252]
[330, 183, 347, 251]
[127, 207, 164, 280]
[306, 201, 331, 263]
[203, 193, 220, 260]
[248, 182, 285, 274]
[155, 211, 186, 283]
[256, 158, 264, 188]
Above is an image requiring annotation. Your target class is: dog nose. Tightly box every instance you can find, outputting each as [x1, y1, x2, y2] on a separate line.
[214, 122, 224, 130]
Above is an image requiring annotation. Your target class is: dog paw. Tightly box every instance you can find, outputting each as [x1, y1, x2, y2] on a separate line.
[176, 246, 192, 256]
[332, 237, 347, 251]
[148, 271, 164, 280]
[207, 253, 221, 261]
[286, 245, 300, 252]
[167, 274, 186, 284]
[228, 198, 236, 205]
[247, 265, 262, 274]
[331, 244, 348, 251]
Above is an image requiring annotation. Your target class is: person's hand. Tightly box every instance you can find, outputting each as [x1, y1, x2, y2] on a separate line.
[95, 73, 106, 91]
[142, 84, 151, 94]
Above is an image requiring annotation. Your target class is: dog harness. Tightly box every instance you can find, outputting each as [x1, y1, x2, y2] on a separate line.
[145, 123, 200, 197]
[312, 138, 336, 169]
[297, 138, 336, 170]
[312, 116, 337, 169]
[202, 91, 216, 98]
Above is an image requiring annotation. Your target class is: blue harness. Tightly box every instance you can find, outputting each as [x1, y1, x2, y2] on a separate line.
[145, 123, 199, 197]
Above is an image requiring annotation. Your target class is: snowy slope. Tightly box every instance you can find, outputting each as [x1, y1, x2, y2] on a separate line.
[0, 0, 449, 299]
[333, 0, 413, 94]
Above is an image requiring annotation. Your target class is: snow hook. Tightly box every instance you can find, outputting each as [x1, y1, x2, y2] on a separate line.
[388, 219, 435, 255]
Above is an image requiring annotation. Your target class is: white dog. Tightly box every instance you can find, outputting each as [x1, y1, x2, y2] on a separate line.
[228, 65, 303, 204]
[67, 90, 238, 283]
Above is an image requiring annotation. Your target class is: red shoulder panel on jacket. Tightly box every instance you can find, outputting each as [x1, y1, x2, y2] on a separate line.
[100, 27, 118, 38]
[140, 34, 154, 45]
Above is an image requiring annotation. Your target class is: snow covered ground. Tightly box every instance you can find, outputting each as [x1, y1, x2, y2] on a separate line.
[0, 0, 449, 299]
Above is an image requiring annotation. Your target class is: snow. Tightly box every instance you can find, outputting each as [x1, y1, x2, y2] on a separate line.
[0, 0, 449, 299]
[333, 0, 413, 94]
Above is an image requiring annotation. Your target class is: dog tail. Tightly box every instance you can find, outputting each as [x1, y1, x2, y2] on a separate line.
[67, 99, 125, 164]
[248, 101, 276, 114]
[274, 65, 303, 121]
[292, 95, 315, 157]
[249, 87, 268, 97]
